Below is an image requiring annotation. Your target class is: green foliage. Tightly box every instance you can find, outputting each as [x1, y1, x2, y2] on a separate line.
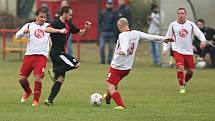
[0, 43, 215, 121]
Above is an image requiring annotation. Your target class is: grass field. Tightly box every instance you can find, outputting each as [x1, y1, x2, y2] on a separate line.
[0, 42, 214, 121]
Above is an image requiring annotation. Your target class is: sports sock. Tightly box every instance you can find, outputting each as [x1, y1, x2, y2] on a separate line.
[177, 71, 185, 86]
[48, 81, 62, 102]
[105, 92, 111, 104]
[111, 92, 125, 107]
[19, 79, 32, 94]
[185, 72, 193, 83]
[33, 81, 42, 102]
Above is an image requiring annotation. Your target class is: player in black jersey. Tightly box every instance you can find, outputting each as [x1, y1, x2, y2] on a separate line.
[44, 6, 92, 106]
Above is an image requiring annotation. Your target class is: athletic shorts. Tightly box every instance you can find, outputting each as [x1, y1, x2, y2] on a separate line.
[106, 67, 130, 86]
[50, 52, 79, 78]
[173, 51, 195, 69]
[19, 55, 47, 78]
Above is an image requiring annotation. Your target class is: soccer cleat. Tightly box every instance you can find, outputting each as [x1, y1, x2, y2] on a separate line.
[32, 100, 39, 107]
[103, 93, 111, 104]
[114, 106, 125, 110]
[48, 69, 56, 82]
[44, 100, 53, 106]
[179, 86, 186, 94]
[21, 92, 32, 103]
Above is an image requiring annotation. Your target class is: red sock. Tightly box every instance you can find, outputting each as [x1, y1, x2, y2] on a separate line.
[19, 79, 32, 94]
[111, 92, 125, 107]
[185, 73, 193, 83]
[34, 81, 42, 102]
[177, 71, 184, 86]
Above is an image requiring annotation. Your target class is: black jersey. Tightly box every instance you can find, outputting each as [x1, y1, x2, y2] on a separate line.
[50, 19, 80, 54]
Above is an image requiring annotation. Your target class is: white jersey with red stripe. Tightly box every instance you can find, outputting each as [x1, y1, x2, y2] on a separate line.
[111, 30, 166, 70]
[16, 22, 50, 57]
[163, 20, 206, 55]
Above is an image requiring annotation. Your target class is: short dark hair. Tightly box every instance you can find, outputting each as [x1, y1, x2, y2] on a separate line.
[197, 19, 205, 23]
[36, 7, 48, 16]
[60, 6, 71, 16]
[177, 8, 186, 14]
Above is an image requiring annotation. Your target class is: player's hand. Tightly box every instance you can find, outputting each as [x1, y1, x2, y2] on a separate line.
[59, 28, 67, 34]
[200, 41, 206, 49]
[162, 50, 168, 56]
[117, 51, 126, 55]
[23, 29, 30, 35]
[85, 21, 92, 29]
[163, 37, 174, 43]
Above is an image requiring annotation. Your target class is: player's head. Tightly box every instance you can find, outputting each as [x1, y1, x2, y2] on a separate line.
[118, 0, 125, 6]
[197, 19, 205, 29]
[177, 8, 187, 23]
[106, 0, 113, 9]
[60, 6, 73, 21]
[35, 7, 47, 25]
[60, 0, 70, 8]
[117, 18, 129, 32]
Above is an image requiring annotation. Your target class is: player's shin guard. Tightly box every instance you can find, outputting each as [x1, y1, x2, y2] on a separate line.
[19, 79, 32, 94]
[177, 71, 185, 86]
[48, 81, 62, 102]
[34, 81, 42, 102]
[185, 72, 193, 84]
[111, 92, 125, 108]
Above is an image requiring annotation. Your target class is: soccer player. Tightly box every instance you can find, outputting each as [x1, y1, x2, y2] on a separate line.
[16, 7, 66, 107]
[162, 8, 206, 94]
[44, 6, 92, 106]
[104, 18, 173, 110]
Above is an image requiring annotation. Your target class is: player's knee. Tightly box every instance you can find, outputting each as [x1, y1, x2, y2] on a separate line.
[106, 82, 116, 95]
[34, 76, 42, 82]
[75, 63, 80, 69]
[19, 75, 27, 82]
[56, 76, 64, 83]
[177, 65, 184, 71]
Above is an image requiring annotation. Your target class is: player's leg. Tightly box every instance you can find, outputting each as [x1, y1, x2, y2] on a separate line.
[45, 73, 65, 106]
[184, 55, 195, 84]
[19, 56, 33, 103]
[32, 55, 47, 106]
[173, 52, 186, 93]
[106, 67, 130, 109]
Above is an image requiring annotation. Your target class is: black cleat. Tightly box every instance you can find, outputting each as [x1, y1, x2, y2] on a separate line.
[44, 100, 53, 106]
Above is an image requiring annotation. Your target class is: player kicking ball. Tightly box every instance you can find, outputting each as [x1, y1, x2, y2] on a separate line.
[103, 18, 174, 110]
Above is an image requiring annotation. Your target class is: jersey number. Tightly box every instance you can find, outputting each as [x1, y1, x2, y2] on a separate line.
[128, 42, 134, 55]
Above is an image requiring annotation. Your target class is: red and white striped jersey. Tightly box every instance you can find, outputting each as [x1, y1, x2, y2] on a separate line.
[16, 22, 50, 57]
[111, 30, 166, 70]
[163, 20, 206, 55]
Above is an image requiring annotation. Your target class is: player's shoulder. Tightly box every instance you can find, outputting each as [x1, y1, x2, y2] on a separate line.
[170, 20, 177, 26]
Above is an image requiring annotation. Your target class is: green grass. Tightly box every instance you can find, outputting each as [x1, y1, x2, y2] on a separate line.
[0, 42, 214, 121]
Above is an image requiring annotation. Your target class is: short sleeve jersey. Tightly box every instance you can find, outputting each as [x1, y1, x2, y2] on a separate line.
[50, 19, 80, 54]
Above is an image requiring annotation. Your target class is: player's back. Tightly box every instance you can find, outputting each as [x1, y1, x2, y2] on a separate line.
[111, 30, 141, 70]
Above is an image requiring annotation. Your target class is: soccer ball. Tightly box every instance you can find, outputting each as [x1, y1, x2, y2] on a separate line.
[90, 93, 103, 106]
[196, 61, 206, 68]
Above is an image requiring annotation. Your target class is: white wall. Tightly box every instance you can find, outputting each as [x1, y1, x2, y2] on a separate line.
[0, 0, 17, 16]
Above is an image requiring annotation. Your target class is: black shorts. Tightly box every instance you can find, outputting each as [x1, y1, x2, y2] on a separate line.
[50, 52, 79, 78]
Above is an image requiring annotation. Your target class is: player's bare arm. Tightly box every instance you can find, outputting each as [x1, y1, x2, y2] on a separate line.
[45, 27, 67, 34]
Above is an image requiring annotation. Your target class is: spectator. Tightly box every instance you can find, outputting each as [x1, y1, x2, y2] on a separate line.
[147, 4, 161, 66]
[98, 0, 115, 64]
[114, 0, 132, 39]
[193, 19, 215, 67]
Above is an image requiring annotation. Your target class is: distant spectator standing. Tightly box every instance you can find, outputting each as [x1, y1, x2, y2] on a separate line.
[193, 19, 215, 67]
[55, 0, 73, 56]
[41, 3, 52, 23]
[114, 0, 132, 38]
[98, 0, 115, 64]
[147, 4, 161, 66]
